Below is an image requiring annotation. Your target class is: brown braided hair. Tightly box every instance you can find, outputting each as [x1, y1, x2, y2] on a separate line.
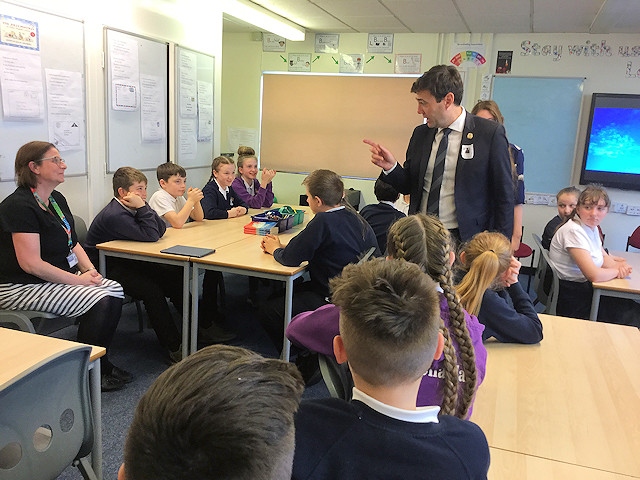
[387, 214, 477, 418]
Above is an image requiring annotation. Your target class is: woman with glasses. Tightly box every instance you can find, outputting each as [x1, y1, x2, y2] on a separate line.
[0, 141, 130, 391]
[549, 184, 635, 321]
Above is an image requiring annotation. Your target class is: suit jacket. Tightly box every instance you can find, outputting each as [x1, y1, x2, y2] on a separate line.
[381, 111, 514, 241]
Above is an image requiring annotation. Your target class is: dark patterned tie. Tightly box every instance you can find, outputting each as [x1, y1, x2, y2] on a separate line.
[426, 127, 452, 216]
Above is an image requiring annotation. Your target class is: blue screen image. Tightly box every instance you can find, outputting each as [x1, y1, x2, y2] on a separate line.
[585, 107, 640, 175]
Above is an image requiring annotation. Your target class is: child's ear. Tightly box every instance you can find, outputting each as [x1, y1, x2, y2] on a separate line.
[159, 179, 167, 188]
[118, 463, 126, 480]
[314, 195, 323, 206]
[117, 187, 127, 199]
[333, 335, 348, 364]
[433, 331, 445, 360]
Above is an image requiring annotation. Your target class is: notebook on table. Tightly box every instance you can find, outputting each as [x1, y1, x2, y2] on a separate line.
[160, 245, 215, 258]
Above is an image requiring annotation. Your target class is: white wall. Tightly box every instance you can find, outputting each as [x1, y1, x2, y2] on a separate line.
[0, 0, 223, 222]
[221, 31, 640, 252]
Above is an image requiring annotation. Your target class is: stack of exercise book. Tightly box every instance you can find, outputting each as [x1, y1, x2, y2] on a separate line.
[244, 221, 279, 235]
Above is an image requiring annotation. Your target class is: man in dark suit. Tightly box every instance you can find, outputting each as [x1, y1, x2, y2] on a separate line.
[364, 65, 514, 243]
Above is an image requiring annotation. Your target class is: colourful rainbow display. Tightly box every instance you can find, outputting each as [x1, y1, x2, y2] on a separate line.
[450, 50, 486, 66]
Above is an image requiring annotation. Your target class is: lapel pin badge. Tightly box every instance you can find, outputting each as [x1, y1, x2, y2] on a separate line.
[467, 133, 473, 140]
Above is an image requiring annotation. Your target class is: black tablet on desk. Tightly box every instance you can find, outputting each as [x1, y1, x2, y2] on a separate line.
[160, 245, 215, 258]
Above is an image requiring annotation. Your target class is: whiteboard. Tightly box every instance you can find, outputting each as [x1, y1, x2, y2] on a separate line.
[105, 28, 168, 173]
[0, 2, 86, 181]
[260, 73, 419, 178]
[175, 45, 214, 169]
[492, 76, 584, 194]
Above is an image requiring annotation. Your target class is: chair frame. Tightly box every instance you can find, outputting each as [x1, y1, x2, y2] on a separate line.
[532, 233, 560, 315]
[626, 226, 640, 251]
[318, 354, 353, 401]
[0, 310, 58, 333]
[514, 226, 535, 293]
[0, 346, 99, 480]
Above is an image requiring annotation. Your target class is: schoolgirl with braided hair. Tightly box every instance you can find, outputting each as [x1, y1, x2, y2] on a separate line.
[386, 214, 485, 418]
[456, 231, 543, 344]
[286, 213, 486, 419]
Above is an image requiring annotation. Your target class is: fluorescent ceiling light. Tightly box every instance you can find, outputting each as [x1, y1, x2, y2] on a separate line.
[223, 0, 305, 41]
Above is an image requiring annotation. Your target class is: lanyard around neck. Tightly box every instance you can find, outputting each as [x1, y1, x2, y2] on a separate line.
[31, 189, 73, 250]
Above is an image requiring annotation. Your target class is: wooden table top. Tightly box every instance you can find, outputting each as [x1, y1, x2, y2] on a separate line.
[489, 448, 634, 480]
[0, 328, 105, 389]
[96, 219, 247, 259]
[191, 216, 311, 275]
[96, 205, 313, 263]
[473, 314, 640, 478]
[592, 250, 640, 294]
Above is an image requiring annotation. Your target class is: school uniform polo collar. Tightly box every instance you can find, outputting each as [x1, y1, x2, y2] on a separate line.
[115, 197, 136, 214]
[214, 179, 229, 199]
[352, 387, 440, 423]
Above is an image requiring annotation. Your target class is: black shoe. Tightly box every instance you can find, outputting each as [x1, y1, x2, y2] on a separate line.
[101, 374, 125, 392]
[109, 366, 133, 383]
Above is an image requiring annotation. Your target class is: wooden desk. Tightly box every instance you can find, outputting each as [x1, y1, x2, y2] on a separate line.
[97, 206, 313, 358]
[97, 219, 253, 357]
[590, 250, 640, 320]
[190, 219, 311, 360]
[473, 314, 640, 478]
[489, 448, 633, 479]
[0, 328, 106, 479]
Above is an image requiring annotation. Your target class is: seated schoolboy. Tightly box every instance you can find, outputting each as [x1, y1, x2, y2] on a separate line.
[148, 162, 232, 343]
[85, 167, 184, 362]
[359, 178, 406, 253]
[260, 169, 379, 352]
[119, 345, 304, 480]
[292, 259, 490, 479]
[148, 162, 204, 228]
[542, 186, 580, 250]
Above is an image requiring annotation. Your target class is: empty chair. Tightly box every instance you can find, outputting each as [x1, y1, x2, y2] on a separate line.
[626, 226, 640, 251]
[0, 346, 98, 480]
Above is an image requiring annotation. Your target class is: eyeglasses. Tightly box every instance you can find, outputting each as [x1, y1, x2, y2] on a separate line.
[40, 156, 66, 166]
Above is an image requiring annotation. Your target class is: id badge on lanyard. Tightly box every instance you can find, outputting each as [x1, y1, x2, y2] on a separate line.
[32, 189, 75, 266]
[66, 251, 78, 268]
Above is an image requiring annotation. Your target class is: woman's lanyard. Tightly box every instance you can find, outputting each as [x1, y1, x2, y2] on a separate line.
[31, 189, 73, 252]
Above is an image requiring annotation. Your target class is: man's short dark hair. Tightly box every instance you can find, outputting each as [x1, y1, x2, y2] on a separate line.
[123, 345, 304, 480]
[374, 178, 400, 202]
[331, 259, 440, 387]
[156, 162, 186, 183]
[411, 65, 463, 105]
